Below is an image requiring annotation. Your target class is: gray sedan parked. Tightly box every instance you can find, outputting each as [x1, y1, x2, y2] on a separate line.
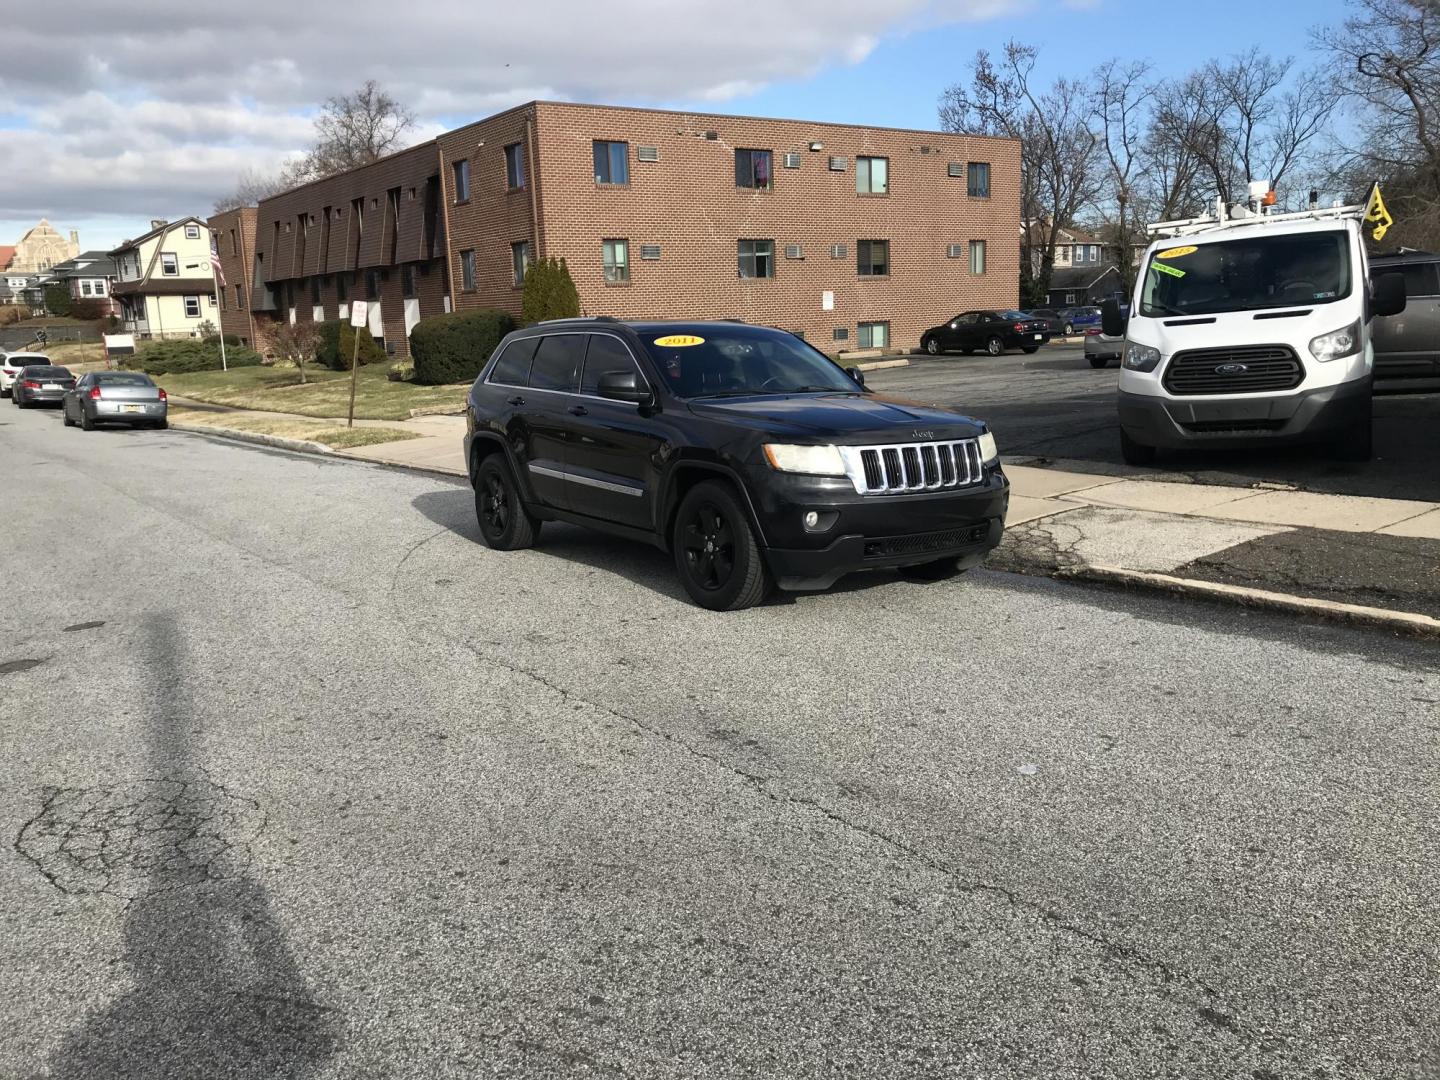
[63, 371, 168, 430]
[1084, 328, 1123, 368]
[11, 365, 75, 407]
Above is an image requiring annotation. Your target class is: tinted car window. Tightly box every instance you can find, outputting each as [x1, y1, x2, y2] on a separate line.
[580, 334, 642, 395]
[489, 337, 538, 385]
[638, 325, 856, 398]
[528, 334, 583, 392]
[24, 367, 71, 378]
[1376, 262, 1440, 297]
[95, 372, 155, 386]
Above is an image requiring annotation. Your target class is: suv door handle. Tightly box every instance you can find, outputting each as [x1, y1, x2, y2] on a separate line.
[568, 404, 588, 416]
[506, 395, 525, 406]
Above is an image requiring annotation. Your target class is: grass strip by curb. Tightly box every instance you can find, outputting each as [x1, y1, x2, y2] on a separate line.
[168, 409, 421, 451]
[1059, 565, 1440, 639]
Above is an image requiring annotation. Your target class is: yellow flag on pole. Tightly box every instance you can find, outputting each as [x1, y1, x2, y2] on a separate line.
[1364, 182, 1393, 242]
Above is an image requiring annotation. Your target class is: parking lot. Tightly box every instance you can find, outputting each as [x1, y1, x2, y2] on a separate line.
[870, 344, 1440, 503]
[4, 401, 1439, 1078]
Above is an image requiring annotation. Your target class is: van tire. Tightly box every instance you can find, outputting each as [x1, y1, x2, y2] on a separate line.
[1333, 414, 1372, 462]
[1089, 356, 1109, 368]
[1120, 427, 1157, 466]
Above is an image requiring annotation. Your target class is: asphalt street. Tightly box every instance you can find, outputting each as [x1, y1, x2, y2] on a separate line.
[868, 346, 1440, 502]
[3, 403, 1438, 1079]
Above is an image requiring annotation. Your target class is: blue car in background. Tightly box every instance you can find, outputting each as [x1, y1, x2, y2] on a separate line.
[1056, 305, 1103, 333]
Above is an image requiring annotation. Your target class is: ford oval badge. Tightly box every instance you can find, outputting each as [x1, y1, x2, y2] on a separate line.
[1215, 363, 1249, 375]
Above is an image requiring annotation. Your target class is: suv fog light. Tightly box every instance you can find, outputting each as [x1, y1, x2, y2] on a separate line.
[804, 511, 819, 528]
[802, 510, 838, 533]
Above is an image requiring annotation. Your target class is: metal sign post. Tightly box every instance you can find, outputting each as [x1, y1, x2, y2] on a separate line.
[347, 300, 368, 429]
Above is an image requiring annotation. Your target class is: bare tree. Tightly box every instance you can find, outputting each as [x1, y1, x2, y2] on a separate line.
[1091, 59, 1154, 295]
[213, 81, 416, 212]
[269, 320, 322, 385]
[940, 43, 1102, 304]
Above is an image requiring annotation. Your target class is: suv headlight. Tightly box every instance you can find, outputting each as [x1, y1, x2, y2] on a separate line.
[762, 443, 847, 476]
[1123, 342, 1162, 372]
[1309, 319, 1361, 362]
[978, 431, 999, 464]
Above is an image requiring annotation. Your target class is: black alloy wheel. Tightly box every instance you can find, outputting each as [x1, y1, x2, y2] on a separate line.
[474, 456, 538, 550]
[673, 481, 770, 611]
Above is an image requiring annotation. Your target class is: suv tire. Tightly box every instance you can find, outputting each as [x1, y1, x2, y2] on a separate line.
[673, 480, 770, 611]
[1120, 427, 1157, 466]
[474, 455, 539, 550]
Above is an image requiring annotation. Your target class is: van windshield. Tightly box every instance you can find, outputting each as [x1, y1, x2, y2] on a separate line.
[1140, 230, 1351, 317]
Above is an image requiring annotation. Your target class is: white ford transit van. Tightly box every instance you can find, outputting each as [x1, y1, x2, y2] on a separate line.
[1108, 198, 1407, 464]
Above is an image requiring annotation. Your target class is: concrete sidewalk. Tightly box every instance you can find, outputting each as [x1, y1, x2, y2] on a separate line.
[173, 403, 1440, 633]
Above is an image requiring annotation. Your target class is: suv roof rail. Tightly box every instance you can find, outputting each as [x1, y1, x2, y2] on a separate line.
[537, 315, 620, 325]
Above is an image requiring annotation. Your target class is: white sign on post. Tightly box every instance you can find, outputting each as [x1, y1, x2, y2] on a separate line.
[822, 290, 835, 311]
[349, 299, 368, 328]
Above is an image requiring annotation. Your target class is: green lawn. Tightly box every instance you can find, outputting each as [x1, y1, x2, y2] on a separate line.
[168, 407, 422, 449]
[160, 364, 468, 421]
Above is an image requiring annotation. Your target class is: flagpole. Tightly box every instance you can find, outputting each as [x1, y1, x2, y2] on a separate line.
[211, 253, 228, 372]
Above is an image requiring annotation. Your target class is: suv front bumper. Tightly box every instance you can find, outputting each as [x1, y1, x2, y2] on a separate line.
[1118, 379, 1371, 450]
[749, 467, 1010, 591]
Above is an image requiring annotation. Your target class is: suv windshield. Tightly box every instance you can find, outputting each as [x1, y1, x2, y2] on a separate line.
[638, 326, 859, 398]
[1141, 230, 1351, 317]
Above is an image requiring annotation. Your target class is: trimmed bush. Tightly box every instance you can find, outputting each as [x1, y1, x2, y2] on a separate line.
[520, 256, 580, 325]
[122, 338, 263, 375]
[315, 320, 386, 371]
[409, 309, 516, 385]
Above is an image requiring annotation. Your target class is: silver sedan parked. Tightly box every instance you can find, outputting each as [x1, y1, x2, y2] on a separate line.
[63, 371, 169, 430]
[1084, 328, 1123, 369]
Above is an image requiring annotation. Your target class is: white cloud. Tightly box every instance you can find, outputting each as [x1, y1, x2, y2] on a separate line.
[0, 0, 1023, 238]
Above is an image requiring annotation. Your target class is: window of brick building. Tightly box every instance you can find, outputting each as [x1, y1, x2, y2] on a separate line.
[967, 162, 990, 198]
[603, 239, 629, 283]
[310, 278, 321, 304]
[505, 143, 526, 189]
[593, 141, 629, 185]
[511, 241, 531, 287]
[969, 240, 987, 275]
[856, 239, 889, 277]
[453, 158, 471, 202]
[856, 156, 888, 195]
[858, 322, 889, 349]
[235, 284, 245, 308]
[737, 240, 774, 279]
[365, 269, 379, 299]
[460, 249, 476, 292]
[735, 149, 772, 190]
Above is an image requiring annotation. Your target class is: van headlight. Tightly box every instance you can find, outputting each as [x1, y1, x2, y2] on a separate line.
[762, 443, 847, 476]
[978, 431, 999, 464]
[1309, 320, 1361, 362]
[1123, 342, 1162, 372]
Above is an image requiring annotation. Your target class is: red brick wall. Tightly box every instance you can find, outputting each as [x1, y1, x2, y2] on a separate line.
[207, 208, 256, 344]
[529, 102, 1020, 353]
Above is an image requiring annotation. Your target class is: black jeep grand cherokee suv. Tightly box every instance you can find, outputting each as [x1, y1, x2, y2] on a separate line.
[464, 318, 1009, 610]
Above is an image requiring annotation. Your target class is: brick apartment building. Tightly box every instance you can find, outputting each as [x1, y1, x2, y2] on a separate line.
[239, 102, 1019, 358]
[208, 207, 257, 344]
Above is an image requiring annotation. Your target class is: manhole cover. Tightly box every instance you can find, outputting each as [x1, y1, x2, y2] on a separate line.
[16, 774, 264, 899]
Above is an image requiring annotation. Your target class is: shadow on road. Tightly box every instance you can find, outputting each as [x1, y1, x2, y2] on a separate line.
[46, 613, 339, 1080]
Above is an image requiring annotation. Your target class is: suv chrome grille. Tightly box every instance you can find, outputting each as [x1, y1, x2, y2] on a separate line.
[839, 439, 984, 495]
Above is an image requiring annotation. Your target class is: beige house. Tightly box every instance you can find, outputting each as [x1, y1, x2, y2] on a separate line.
[109, 217, 220, 339]
[8, 219, 80, 273]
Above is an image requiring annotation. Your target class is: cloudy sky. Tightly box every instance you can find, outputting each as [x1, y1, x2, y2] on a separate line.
[1, 0, 1348, 253]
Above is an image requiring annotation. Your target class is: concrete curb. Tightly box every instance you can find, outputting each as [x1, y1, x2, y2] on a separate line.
[1059, 564, 1440, 638]
[169, 422, 335, 458]
[855, 358, 910, 372]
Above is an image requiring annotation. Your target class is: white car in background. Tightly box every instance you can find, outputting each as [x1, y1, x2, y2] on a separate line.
[1, 353, 52, 397]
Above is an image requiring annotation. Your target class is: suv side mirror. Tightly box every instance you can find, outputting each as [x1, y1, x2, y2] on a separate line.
[845, 366, 866, 388]
[597, 369, 652, 405]
[1100, 299, 1127, 337]
[1371, 271, 1407, 319]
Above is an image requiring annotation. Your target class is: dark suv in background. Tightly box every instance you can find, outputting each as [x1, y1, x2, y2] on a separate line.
[1369, 252, 1440, 387]
[465, 319, 1009, 610]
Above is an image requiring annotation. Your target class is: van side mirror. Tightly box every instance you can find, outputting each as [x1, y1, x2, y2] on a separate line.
[1100, 299, 1127, 337]
[1371, 271, 1407, 319]
[596, 369, 653, 405]
[846, 366, 866, 388]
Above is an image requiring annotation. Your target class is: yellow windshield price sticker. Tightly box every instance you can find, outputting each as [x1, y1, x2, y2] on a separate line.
[653, 334, 705, 347]
[1157, 245, 1197, 259]
[1154, 262, 1186, 279]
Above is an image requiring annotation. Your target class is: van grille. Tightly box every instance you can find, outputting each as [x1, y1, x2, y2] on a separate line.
[1162, 345, 1303, 395]
[840, 439, 984, 495]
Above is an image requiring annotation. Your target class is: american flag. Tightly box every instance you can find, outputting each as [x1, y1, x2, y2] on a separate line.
[210, 251, 226, 287]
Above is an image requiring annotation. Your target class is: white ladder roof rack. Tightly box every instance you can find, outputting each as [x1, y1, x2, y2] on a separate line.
[1146, 197, 1366, 239]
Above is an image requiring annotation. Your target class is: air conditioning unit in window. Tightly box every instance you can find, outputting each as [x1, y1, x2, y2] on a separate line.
[783, 152, 801, 169]
[830, 244, 847, 259]
[946, 244, 964, 258]
[784, 244, 803, 259]
[828, 156, 847, 171]
[948, 162, 965, 178]
[640, 244, 661, 260]
[637, 146, 659, 162]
